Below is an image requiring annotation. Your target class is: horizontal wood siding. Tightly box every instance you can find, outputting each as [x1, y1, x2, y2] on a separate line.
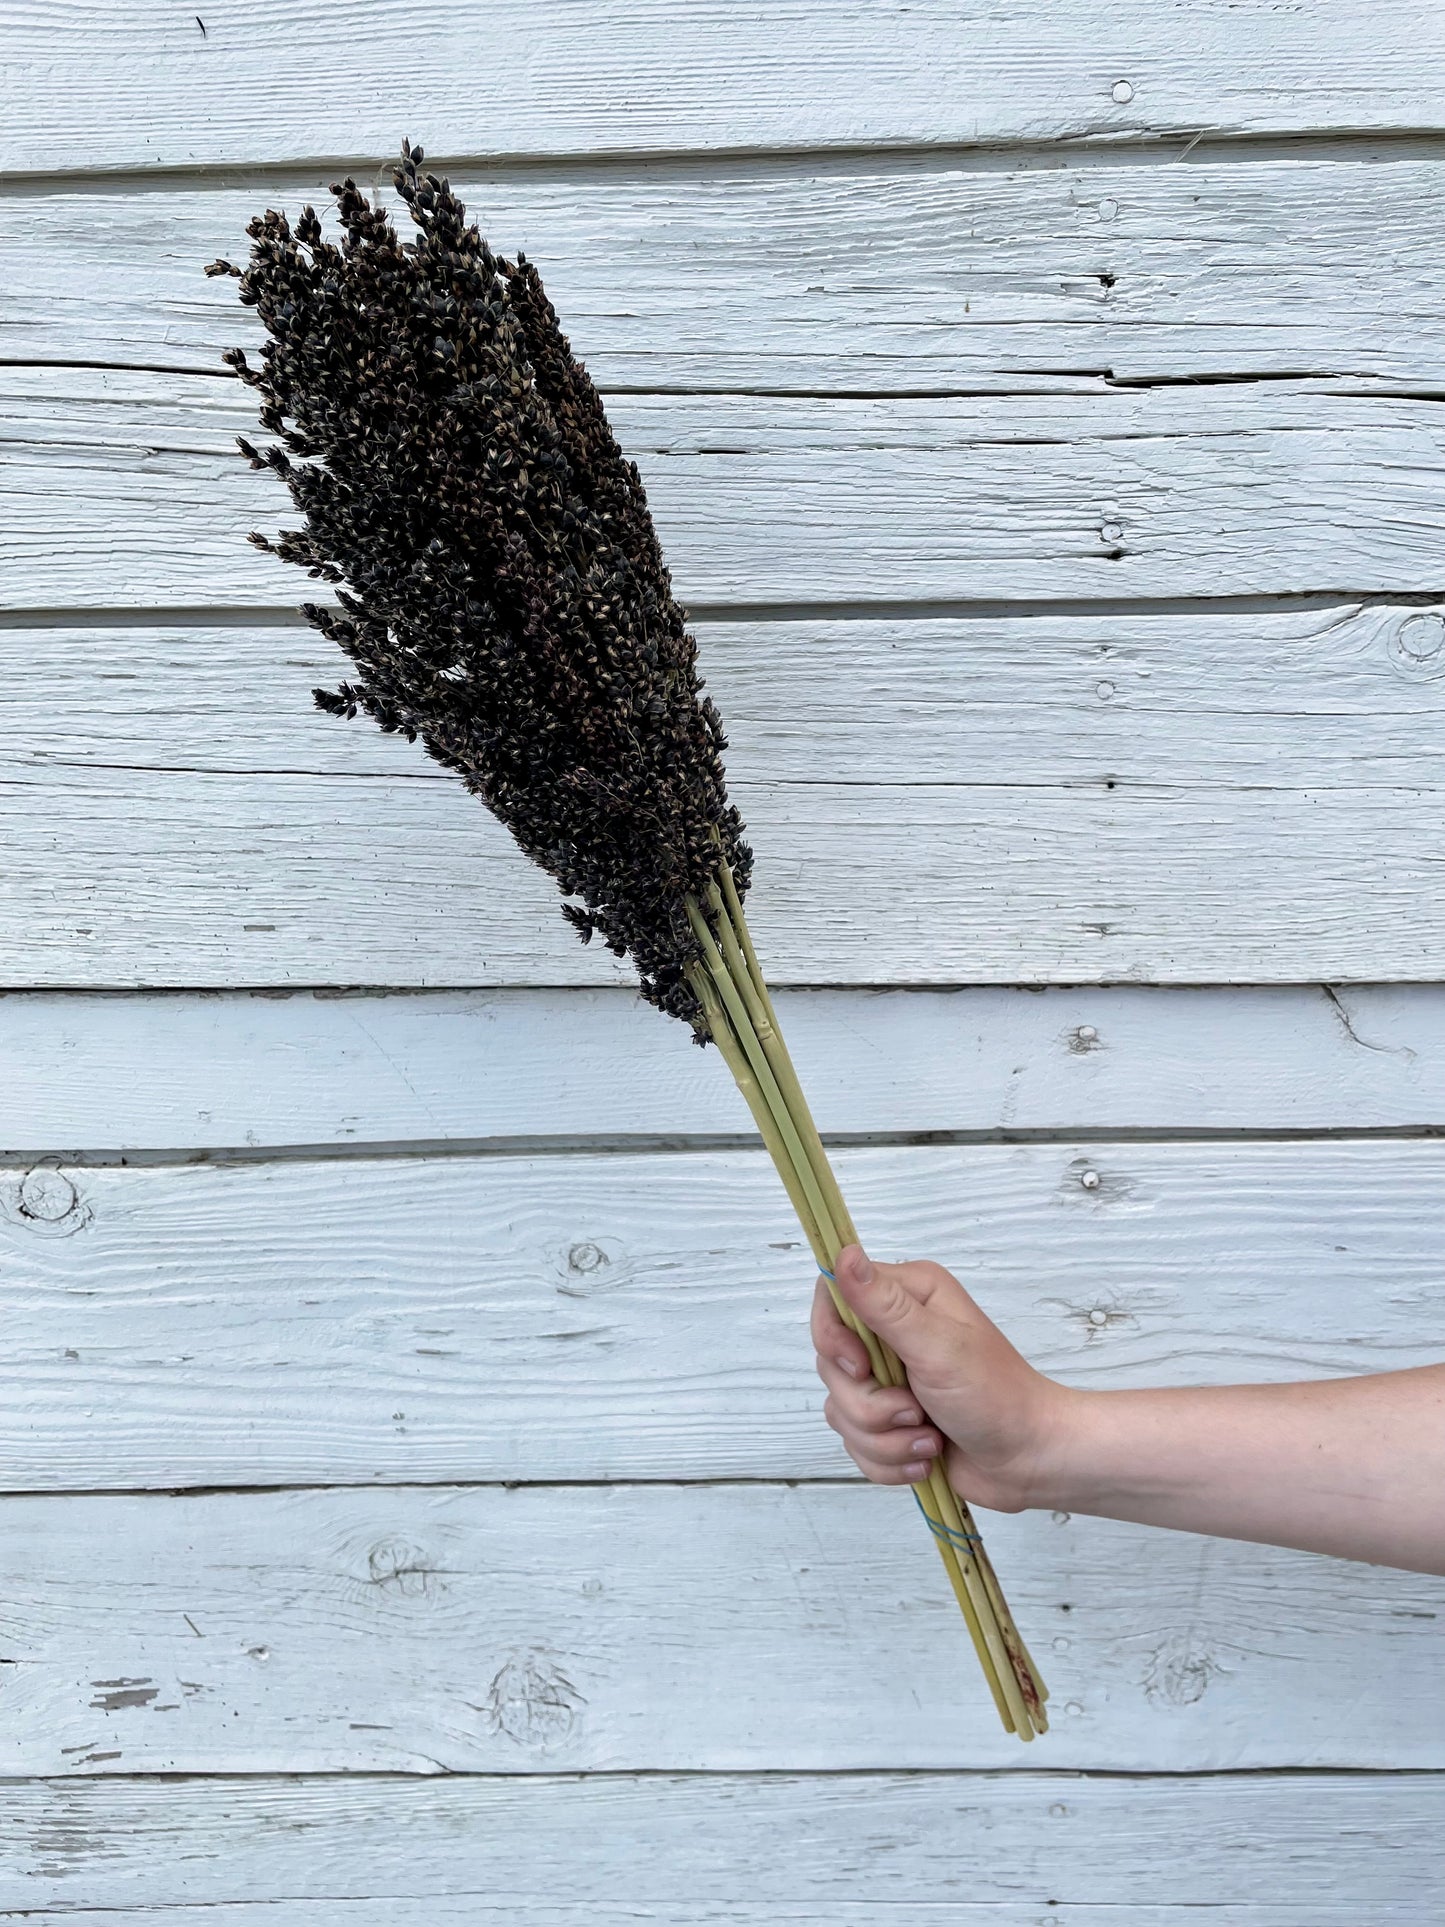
[11, 373, 1445, 607]
[2, 1139, 1444, 1488]
[8, 1, 1445, 173]
[5, 602, 1444, 987]
[0, 1483, 1441, 1774]
[3, 1771, 1439, 1917]
[4, 4, 1443, 1916]
[13, 608, 1445, 790]
[7, 765, 1445, 984]
[7, 983, 1445, 1151]
[7, 158, 1445, 386]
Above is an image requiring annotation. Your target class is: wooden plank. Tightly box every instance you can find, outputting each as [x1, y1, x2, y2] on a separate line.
[3, 761, 1445, 986]
[0, 1908, 1418, 1927]
[2, 1140, 1442, 1488]
[14, 605, 1445, 791]
[6, 1913, 1407, 1927]
[6, 1, 1444, 175]
[10, 603, 1445, 986]
[0, 1911, 1417, 1927]
[8, 982, 1445, 1152]
[10, 371, 1445, 607]
[4, 1771, 1436, 1918]
[0, 1480, 1441, 1773]
[8, 1912, 1402, 1927]
[10, 156, 1445, 386]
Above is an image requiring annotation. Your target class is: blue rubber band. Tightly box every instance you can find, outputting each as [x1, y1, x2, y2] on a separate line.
[913, 1488, 982, 1551]
[818, 1266, 835, 1280]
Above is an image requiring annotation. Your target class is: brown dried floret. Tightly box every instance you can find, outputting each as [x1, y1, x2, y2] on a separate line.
[212, 140, 749, 1029]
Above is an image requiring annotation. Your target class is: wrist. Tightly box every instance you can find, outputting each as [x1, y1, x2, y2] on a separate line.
[1016, 1384, 1218, 1519]
[1008, 1380, 1105, 1513]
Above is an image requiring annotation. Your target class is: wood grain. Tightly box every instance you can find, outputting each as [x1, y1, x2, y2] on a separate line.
[8, 982, 1444, 1152]
[0, 1481, 1442, 1773]
[7, 1, 1444, 175]
[4, 761, 1445, 985]
[14, 606, 1445, 790]
[3, 1140, 1442, 1488]
[10, 370, 1445, 607]
[9, 156, 1445, 385]
[5, 1769, 1437, 1917]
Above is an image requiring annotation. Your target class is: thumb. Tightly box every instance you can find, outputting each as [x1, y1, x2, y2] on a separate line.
[831, 1243, 938, 1363]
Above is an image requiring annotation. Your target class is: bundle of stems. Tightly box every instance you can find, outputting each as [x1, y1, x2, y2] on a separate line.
[688, 864, 1047, 1735]
[208, 141, 1046, 1737]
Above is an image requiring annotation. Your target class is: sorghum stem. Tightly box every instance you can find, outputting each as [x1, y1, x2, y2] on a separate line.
[689, 883, 1046, 1737]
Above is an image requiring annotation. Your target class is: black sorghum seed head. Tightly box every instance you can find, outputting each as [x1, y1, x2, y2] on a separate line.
[209, 140, 749, 1030]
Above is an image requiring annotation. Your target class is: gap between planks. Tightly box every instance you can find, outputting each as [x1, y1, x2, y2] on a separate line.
[11, 125, 1445, 199]
[0, 1477, 868, 1500]
[5, 592, 1445, 633]
[1, 360, 1438, 401]
[12, 364, 1432, 404]
[9, 1122, 1445, 1169]
[0, 1763, 1431, 1783]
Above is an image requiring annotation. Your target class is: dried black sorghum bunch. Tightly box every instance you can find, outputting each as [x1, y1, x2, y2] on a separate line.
[207, 140, 749, 1028]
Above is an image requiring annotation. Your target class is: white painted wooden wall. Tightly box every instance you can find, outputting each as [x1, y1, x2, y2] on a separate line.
[3, 3, 1445, 1916]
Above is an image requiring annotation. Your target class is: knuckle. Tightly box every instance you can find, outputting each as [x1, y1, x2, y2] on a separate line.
[876, 1277, 911, 1321]
[910, 1260, 954, 1291]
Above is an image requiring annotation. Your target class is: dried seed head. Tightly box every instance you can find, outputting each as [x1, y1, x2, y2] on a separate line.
[216, 145, 750, 1029]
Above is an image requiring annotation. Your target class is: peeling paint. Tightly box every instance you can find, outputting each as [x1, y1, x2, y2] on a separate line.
[88, 1678, 158, 1712]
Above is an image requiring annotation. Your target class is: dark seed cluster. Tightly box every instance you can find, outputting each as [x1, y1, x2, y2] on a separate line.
[207, 140, 749, 1029]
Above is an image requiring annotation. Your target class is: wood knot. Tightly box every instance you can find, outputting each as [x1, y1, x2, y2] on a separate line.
[1390, 611, 1445, 680]
[5, 1162, 91, 1237]
[1143, 1630, 1227, 1707]
[366, 1538, 441, 1598]
[482, 1651, 585, 1749]
[555, 1237, 627, 1297]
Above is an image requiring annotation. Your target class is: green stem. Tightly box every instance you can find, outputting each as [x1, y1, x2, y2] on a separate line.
[698, 865, 1047, 1736]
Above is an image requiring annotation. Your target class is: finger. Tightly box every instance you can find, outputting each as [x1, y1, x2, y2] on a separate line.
[822, 1391, 942, 1465]
[848, 1451, 936, 1487]
[811, 1275, 872, 1382]
[851, 1423, 943, 1469]
[816, 1352, 923, 1434]
[831, 1243, 934, 1357]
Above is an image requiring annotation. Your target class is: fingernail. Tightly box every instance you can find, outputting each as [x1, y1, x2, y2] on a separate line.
[836, 1355, 860, 1379]
[895, 1408, 921, 1428]
[904, 1461, 929, 1481]
[910, 1436, 936, 1457]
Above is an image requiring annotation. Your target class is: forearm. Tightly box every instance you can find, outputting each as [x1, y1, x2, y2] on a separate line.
[1030, 1365, 1445, 1573]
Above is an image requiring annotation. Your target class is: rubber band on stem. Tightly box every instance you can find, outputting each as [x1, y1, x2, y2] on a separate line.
[913, 1488, 982, 1550]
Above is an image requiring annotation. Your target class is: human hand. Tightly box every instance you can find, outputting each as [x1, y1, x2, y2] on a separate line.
[812, 1243, 1074, 1513]
[814, 1246, 1445, 1574]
